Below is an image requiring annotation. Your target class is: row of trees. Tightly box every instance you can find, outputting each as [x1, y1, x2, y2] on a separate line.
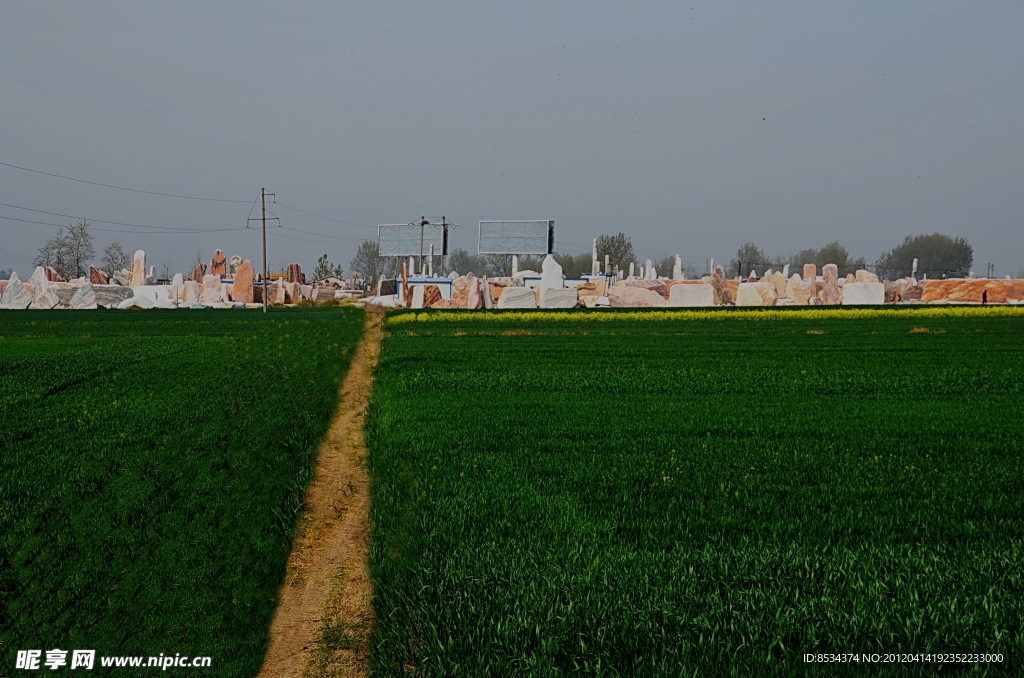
[346, 233, 641, 280]
[344, 232, 976, 282]
[31, 219, 132, 280]
[730, 234, 974, 280]
[731, 241, 867, 278]
[22, 221, 979, 285]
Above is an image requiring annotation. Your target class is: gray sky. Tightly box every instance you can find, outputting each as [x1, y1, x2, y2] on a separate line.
[2, 1, 1022, 277]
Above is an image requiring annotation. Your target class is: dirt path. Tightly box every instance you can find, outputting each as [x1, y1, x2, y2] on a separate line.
[258, 306, 385, 678]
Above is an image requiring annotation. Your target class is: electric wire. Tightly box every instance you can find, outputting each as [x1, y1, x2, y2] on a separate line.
[0, 214, 246, 235]
[266, 229, 365, 244]
[0, 202, 246, 233]
[273, 201, 376, 228]
[0, 246, 34, 266]
[276, 225, 366, 242]
[0, 161, 251, 203]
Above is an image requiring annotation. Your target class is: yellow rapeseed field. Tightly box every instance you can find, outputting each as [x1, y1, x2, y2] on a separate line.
[388, 305, 1024, 325]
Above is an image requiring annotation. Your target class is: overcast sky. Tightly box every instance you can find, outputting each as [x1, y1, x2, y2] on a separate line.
[2, 1, 1022, 278]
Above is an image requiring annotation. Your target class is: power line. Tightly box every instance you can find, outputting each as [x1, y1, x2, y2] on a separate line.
[273, 201, 376, 228]
[266, 229, 365, 244]
[0, 201, 247, 233]
[0, 214, 247, 235]
[276, 225, 366, 242]
[0, 161, 251, 203]
[0, 245, 34, 265]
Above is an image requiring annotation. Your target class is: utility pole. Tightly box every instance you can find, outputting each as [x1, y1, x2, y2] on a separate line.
[262, 188, 269, 313]
[412, 215, 456, 276]
[418, 216, 428, 275]
[247, 187, 278, 312]
[440, 216, 447, 275]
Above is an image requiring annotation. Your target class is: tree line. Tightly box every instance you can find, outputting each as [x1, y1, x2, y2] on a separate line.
[730, 233, 974, 280]
[19, 220, 982, 284]
[346, 232, 977, 282]
[31, 219, 132, 280]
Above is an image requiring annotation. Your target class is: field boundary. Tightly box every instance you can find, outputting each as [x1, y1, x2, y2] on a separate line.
[257, 307, 384, 678]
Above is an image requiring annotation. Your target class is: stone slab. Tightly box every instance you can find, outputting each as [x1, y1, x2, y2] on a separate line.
[539, 255, 564, 307]
[70, 283, 98, 309]
[735, 283, 767, 306]
[117, 295, 156, 309]
[201, 275, 223, 303]
[130, 250, 146, 288]
[668, 283, 714, 307]
[0, 279, 31, 309]
[580, 295, 610, 308]
[94, 286, 135, 308]
[626, 279, 670, 300]
[410, 285, 425, 309]
[841, 282, 885, 305]
[822, 264, 840, 305]
[232, 260, 255, 303]
[34, 287, 61, 309]
[497, 286, 537, 309]
[710, 266, 734, 305]
[607, 286, 666, 307]
[210, 249, 227, 276]
[542, 288, 578, 309]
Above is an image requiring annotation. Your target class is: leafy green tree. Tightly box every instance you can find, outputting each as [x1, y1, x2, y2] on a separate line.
[446, 249, 592, 278]
[789, 241, 866, 278]
[730, 242, 777, 277]
[555, 252, 593, 277]
[483, 254, 515, 277]
[446, 248, 483, 276]
[514, 255, 544, 273]
[312, 253, 344, 280]
[595, 233, 636, 272]
[653, 255, 678, 278]
[876, 233, 973, 279]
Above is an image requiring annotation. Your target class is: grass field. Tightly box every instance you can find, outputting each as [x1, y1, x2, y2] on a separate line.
[368, 307, 1024, 676]
[0, 307, 365, 677]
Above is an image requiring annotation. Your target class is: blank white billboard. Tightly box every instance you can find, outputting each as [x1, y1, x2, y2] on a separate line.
[378, 223, 449, 257]
[478, 220, 554, 255]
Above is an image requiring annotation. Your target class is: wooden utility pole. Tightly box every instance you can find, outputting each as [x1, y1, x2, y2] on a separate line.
[262, 187, 269, 313]
[246, 187, 279, 312]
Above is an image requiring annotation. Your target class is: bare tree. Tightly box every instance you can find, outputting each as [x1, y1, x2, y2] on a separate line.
[32, 219, 96, 279]
[102, 241, 131, 274]
[33, 233, 64, 271]
[349, 240, 392, 281]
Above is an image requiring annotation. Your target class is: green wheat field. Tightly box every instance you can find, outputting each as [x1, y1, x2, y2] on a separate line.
[368, 307, 1024, 676]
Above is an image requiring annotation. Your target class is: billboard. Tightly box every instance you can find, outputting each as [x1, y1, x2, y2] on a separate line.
[377, 223, 449, 257]
[478, 220, 555, 255]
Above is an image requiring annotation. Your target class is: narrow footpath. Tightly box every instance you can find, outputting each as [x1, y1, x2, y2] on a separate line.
[258, 306, 384, 678]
